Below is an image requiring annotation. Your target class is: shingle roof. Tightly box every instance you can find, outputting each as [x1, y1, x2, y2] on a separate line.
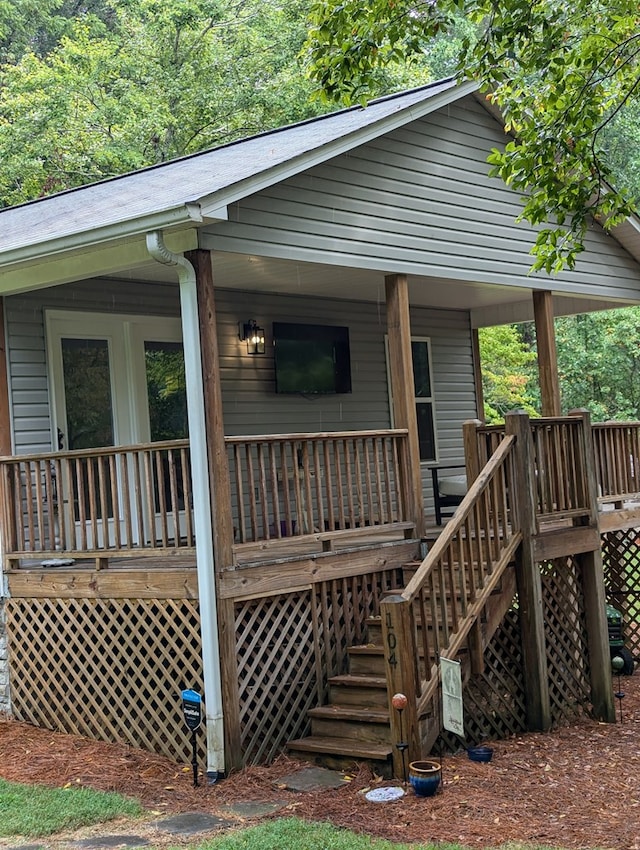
[0, 78, 463, 256]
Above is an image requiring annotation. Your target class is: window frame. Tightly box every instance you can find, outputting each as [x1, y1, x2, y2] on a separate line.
[385, 334, 439, 464]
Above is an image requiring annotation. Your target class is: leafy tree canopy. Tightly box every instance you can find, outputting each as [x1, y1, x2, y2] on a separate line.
[0, 0, 330, 204]
[478, 324, 539, 424]
[305, 0, 640, 273]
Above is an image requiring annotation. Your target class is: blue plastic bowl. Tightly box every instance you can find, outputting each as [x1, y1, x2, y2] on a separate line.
[467, 745, 494, 763]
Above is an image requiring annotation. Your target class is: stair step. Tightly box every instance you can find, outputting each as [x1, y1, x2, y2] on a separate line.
[329, 673, 387, 687]
[287, 735, 392, 761]
[309, 703, 392, 744]
[328, 673, 388, 708]
[308, 704, 389, 723]
[347, 644, 385, 674]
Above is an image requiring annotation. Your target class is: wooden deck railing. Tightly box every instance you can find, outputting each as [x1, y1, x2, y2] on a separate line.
[226, 429, 412, 544]
[472, 416, 591, 525]
[0, 440, 194, 562]
[592, 421, 640, 501]
[380, 433, 523, 775]
[0, 428, 412, 564]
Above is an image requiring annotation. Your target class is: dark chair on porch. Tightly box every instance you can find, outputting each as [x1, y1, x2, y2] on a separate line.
[431, 465, 467, 525]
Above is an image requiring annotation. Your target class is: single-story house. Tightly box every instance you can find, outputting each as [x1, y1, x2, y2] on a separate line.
[1, 77, 640, 777]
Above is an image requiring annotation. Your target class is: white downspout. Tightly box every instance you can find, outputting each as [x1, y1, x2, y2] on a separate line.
[145, 231, 225, 778]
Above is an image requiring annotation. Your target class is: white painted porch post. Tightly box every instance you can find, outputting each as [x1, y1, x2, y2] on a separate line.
[145, 232, 225, 777]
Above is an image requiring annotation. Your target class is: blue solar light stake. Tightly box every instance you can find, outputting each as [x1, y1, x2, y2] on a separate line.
[181, 689, 202, 786]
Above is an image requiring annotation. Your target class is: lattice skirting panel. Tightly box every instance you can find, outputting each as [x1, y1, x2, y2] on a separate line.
[235, 567, 404, 764]
[6, 597, 203, 765]
[540, 557, 591, 723]
[439, 607, 527, 751]
[603, 527, 640, 659]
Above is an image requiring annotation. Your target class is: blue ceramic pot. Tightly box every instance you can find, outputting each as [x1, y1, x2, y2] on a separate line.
[408, 760, 441, 797]
[467, 745, 494, 763]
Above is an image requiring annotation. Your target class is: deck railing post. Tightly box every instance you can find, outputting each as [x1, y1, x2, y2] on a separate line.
[380, 594, 421, 778]
[463, 419, 484, 673]
[463, 419, 483, 483]
[569, 409, 615, 722]
[505, 410, 551, 731]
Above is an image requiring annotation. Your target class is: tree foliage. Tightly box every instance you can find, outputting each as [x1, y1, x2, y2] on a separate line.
[556, 308, 640, 420]
[477, 324, 539, 424]
[305, 0, 640, 272]
[479, 307, 640, 423]
[0, 0, 329, 204]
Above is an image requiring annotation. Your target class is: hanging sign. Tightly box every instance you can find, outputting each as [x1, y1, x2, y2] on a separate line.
[181, 688, 202, 731]
[441, 657, 464, 737]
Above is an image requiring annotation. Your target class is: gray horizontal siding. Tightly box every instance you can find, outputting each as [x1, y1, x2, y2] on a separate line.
[204, 95, 640, 300]
[5, 283, 476, 516]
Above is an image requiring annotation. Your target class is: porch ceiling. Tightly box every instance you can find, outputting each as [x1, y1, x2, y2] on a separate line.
[104, 250, 636, 326]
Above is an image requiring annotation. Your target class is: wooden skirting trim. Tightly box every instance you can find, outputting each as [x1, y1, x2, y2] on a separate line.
[220, 540, 419, 601]
[599, 506, 640, 534]
[533, 526, 600, 561]
[7, 568, 199, 599]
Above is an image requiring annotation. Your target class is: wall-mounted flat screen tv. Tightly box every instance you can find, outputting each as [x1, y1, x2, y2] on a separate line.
[273, 322, 352, 394]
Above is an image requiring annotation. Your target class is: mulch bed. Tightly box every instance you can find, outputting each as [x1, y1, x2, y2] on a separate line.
[3, 678, 640, 849]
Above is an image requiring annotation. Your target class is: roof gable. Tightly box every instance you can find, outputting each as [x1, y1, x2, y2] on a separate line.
[0, 78, 472, 263]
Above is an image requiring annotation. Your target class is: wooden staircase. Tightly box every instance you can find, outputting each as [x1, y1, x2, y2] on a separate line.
[287, 559, 518, 775]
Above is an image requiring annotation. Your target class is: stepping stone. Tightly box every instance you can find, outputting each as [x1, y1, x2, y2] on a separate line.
[219, 800, 286, 818]
[152, 812, 234, 835]
[71, 837, 149, 849]
[275, 766, 349, 792]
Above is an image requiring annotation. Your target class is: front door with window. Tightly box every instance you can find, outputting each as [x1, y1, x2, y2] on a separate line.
[46, 310, 187, 547]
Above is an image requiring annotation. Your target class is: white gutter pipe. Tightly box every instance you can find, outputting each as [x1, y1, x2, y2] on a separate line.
[145, 231, 225, 778]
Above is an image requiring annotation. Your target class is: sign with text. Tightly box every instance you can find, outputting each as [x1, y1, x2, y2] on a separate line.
[181, 689, 202, 731]
[441, 657, 464, 737]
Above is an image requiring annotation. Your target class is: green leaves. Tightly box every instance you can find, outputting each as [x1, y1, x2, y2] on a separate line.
[305, 0, 640, 272]
[0, 0, 329, 204]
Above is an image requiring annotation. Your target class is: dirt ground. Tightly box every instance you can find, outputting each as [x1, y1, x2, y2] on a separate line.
[3, 677, 640, 850]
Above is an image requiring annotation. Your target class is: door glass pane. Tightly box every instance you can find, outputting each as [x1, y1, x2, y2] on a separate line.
[411, 341, 432, 398]
[144, 341, 188, 441]
[61, 338, 114, 450]
[145, 341, 189, 514]
[61, 337, 115, 522]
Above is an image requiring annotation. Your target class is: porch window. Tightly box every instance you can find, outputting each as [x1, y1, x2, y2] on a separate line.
[386, 335, 438, 463]
[411, 339, 437, 462]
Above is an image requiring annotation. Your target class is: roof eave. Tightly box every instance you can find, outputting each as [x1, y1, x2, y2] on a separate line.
[0, 202, 218, 270]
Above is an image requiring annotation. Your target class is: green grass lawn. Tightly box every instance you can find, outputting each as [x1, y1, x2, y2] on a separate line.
[0, 777, 141, 837]
[193, 818, 470, 850]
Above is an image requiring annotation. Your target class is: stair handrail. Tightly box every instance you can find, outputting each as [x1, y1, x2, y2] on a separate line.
[381, 433, 522, 775]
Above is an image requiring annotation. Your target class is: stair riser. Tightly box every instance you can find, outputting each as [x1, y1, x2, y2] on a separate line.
[310, 717, 392, 744]
[328, 685, 388, 708]
[348, 654, 386, 676]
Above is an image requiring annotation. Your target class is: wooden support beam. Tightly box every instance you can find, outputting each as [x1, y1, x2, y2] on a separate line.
[505, 411, 551, 731]
[579, 549, 616, 721]
[568, 409, 615, 722]
[533, 290, 561, 417]
[187, 248, 242, 771]
[385, 274, 425, 538]
[471, 328, 485, 421]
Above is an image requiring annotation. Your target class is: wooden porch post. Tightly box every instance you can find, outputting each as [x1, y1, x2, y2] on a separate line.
[532, 290, 561, 417]
[471, 329, 485, 421]
[505, 410, 551, 731]
[385, 274, 425, 538]
[186, 248, 243, 770]
[0, 300, 11, 457]
[570, 409, 615, 722]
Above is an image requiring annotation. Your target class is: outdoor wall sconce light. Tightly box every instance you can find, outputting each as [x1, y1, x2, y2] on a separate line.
[238, 319, 266, 355]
